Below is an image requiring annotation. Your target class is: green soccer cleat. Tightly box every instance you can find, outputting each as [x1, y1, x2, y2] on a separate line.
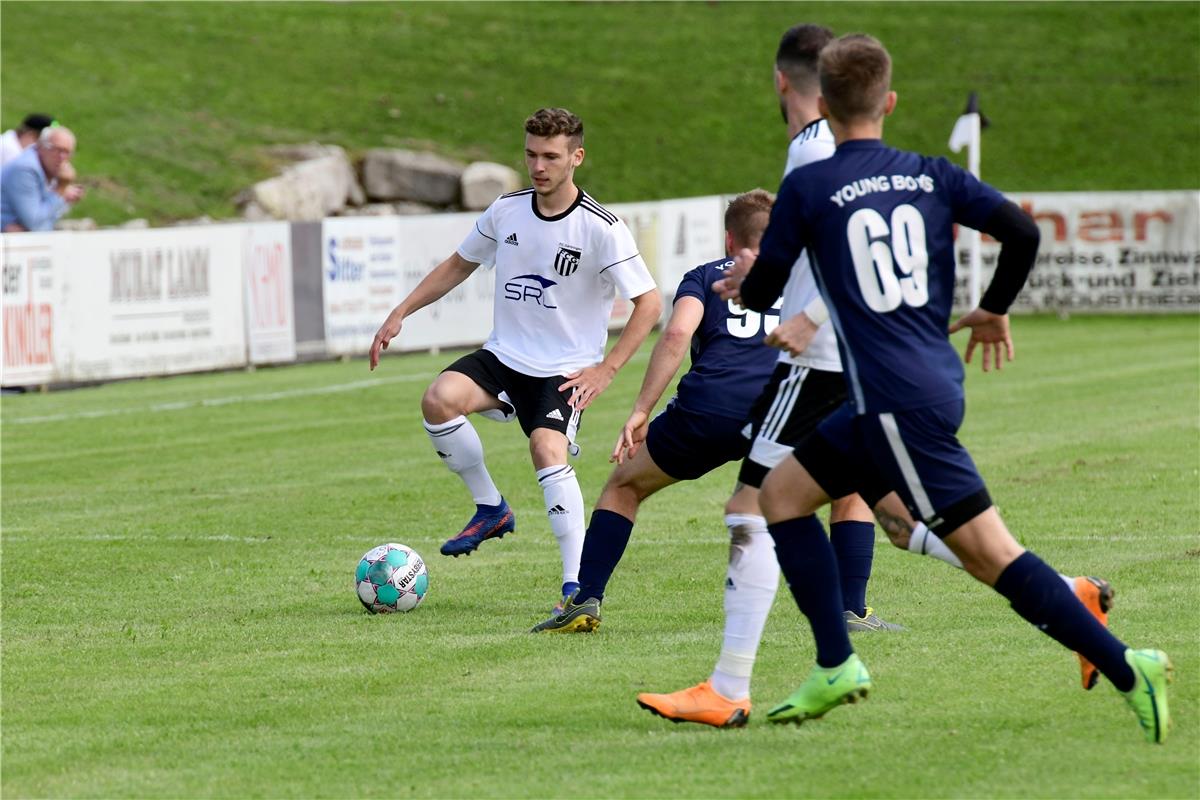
[767, 653, 872, 725]
[1120, 648, 1173, 743]
[530, 596, 601, 633]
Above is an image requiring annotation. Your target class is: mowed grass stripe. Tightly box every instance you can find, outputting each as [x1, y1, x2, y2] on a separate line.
[1, 316, 1197, 798]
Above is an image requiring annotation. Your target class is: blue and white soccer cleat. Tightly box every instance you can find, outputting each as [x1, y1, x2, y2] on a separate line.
[440, 498, 515, 557]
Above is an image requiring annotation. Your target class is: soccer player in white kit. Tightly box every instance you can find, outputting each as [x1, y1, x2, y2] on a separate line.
[369, 108, 661, 612]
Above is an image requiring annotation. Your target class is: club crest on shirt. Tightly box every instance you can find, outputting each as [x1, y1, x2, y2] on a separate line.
[553, 244, 582, 277]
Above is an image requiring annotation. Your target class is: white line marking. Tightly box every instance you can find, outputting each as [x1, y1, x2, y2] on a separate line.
[4, 374, 434, 425]
[879, 412, 937, 520]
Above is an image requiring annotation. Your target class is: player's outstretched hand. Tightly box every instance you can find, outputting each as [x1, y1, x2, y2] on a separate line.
[765, 312, 818, 356]
[611, 409, 650, 464]
[948, 307, 1013, 372]
[559, 362, 617, 410]
[712, 248, 757, 307]
[368, 308, 404, 371]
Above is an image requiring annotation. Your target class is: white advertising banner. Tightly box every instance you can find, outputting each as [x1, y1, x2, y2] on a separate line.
[241, 222, 296, 364]
[321, 217, 402, 355]
[61, 225, 248, 381]
[1, 232, 66, 386]
[955, 191, 1200, 313]
[657, 195, 727, 292]
[611, 195, 726, 324]
[608, 200, 663, 326]
[390, 212, 494, 352]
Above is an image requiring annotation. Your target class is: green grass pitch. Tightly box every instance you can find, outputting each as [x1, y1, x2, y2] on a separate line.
[2, 315, 1198, 798]
[2, 2, 1197, 225]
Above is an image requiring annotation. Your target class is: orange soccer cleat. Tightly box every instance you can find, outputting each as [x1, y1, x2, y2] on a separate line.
[1074, 576, 1116, 690]
[636, 681, 750, 728]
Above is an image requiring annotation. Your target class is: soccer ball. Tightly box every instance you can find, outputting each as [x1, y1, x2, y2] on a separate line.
[355, 543, 429, 613]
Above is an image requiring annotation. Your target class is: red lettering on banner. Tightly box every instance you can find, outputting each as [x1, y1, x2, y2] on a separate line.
[1079, 211, 1122, 242]
[3, 304, 53, 366]
[1134, 210, 1173, 242]
[249, 243, 288, 328]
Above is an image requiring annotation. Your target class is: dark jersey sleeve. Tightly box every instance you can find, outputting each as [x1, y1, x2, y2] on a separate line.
[977, 200, 1041, 314]
[674, 264, 708, 305]
[943, 158, 1006, 229]
[741, 176, 810, 312]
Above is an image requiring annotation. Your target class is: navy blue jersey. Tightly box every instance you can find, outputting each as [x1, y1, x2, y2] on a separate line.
[673, 258, 780, 419]
[751, 140, 1005, 414]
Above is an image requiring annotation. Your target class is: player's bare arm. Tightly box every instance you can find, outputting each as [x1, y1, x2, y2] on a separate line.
[369, 252, 480, 370]
[611, 296, 704, 464]
[560, 288, 662, 411]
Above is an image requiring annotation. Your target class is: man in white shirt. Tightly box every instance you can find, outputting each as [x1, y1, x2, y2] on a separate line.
[0, 113, 54, 167]
[369, 108, 661, 613]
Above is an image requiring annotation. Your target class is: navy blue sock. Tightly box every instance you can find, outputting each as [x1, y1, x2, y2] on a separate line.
[575, 509, 634, 602]
[769, 515, 854, 668]
[994, 551, 1135, 691]
[830, 520, 875, 617]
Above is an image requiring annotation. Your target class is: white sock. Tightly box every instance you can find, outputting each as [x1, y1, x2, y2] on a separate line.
[907, 522, 964, 569]
[537, 464, 584, 586]
[423, 416, 502, 506]
[710, 514, 779, 701]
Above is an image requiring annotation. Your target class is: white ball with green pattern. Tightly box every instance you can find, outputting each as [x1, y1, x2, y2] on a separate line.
[355, 543, 429, 613]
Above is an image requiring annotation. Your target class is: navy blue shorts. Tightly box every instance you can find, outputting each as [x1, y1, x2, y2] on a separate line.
[645, 402, 751, 481]
[795, 400, 991, 536]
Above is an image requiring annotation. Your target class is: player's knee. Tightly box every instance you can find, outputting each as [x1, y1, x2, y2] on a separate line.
[759, 463, 825, 522]
[602, 467, 650, 505]
[596, 479, 641, 519]
[420, 382, 458, 422]
[759, 477, 808, 522]
[829, 494, 873, 524]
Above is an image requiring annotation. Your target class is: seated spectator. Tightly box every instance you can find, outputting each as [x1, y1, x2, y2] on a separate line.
[0, 113, 55, 167]
[1, 126, 84, 232]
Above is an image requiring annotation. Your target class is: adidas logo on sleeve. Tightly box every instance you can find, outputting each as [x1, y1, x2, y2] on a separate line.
[504, 233, 519, 246]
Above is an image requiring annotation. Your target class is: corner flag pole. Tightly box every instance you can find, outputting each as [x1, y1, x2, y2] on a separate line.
[949, 92, 987, 308]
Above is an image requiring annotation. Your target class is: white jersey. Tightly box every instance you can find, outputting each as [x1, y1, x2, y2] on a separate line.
[778, 118, 841, 371]
[0, 129, 24, 167]
[457, 187, 656, 377]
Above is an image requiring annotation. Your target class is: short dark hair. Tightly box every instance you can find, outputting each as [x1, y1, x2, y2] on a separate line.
[19, 113, 54, 134]
[775, 24, 835, 94]
[725, 189, 775, 249]
[524, 108, 584, 150]
[819, 34, 892, 123]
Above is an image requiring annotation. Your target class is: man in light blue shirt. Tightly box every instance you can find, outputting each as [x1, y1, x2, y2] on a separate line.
[1, 126, 83, 232]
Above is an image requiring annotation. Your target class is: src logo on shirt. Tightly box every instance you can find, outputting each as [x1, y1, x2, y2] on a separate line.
[553, 244, 582, 277]
[504, 274, 558, 309]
